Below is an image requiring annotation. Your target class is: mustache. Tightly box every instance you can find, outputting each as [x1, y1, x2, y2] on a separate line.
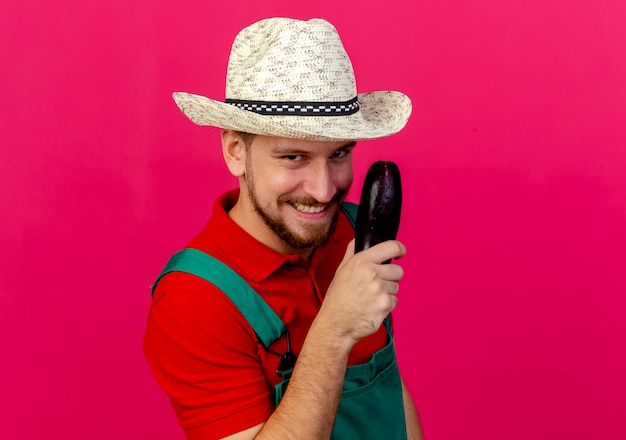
[280, 190, 348, 207]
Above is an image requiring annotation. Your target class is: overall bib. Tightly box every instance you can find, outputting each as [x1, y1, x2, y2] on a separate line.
[152, 203, 407, 439]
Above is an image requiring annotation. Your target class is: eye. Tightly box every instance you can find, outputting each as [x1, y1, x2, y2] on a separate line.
[282, 154, 305, 161]
[330, 149, 350, 159]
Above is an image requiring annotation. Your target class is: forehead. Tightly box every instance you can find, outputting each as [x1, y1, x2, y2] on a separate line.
[253, 135, 356, 154]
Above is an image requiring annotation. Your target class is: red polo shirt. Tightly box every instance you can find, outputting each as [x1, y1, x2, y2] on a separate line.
[143, 190, 388, 439]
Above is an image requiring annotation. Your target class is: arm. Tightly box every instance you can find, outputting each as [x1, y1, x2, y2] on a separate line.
[225, 239, 407, 440]
[221, 324, 350, 440]
[401, 378, 424, 440]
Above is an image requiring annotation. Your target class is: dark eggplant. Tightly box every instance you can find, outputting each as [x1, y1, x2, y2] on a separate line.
[354, 161, 402, 261]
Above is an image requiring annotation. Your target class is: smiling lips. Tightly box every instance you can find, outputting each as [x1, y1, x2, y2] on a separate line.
[286, 190, 347, 216]
[292, 202, 327, 214]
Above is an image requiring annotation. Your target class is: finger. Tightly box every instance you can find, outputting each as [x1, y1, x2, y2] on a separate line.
[363, 240, 407, 264]
[377, 286, 400, 313]
[381, 280, 401, 296]
[390, 294, 399, 311]
[378, 263, 405, 282]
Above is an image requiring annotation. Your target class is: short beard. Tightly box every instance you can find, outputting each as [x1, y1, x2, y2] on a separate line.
[245, 158, 346, 250]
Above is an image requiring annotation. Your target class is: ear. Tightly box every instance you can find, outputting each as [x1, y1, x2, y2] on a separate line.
[221, 130, 247, 177]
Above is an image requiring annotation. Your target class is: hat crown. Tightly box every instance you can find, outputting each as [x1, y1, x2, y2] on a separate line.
[225, 18, 357, 102]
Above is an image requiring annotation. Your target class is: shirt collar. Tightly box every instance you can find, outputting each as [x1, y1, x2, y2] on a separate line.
[204, 189, 301, 282]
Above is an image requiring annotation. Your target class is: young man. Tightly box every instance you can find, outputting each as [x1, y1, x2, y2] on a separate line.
[143, 17, 423, 440]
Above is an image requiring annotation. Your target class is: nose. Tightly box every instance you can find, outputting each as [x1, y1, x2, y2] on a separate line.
[303, 161, 336, 204]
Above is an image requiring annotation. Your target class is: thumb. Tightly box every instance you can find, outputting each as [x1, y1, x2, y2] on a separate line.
[338, 238, 356, 269]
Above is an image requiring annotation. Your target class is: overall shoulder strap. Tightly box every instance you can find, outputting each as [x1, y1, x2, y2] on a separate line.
[152, 248, 286, 348]
[340, 201, 358, 228]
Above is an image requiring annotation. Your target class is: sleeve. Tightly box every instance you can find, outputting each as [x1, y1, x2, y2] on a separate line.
[143, 272, 273, 439]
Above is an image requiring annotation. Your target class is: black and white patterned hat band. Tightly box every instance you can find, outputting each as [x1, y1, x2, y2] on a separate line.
[225, 97, 360, 116]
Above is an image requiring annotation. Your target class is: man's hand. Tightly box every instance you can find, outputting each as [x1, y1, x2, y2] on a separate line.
[318, 238, 407, 345]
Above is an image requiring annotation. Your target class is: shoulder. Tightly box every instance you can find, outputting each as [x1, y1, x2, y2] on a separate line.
[148, 270, 258, 346]
[143, 269, 273, 438]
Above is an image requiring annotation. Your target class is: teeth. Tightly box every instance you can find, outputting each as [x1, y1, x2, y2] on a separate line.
[294, 203, 326, 214]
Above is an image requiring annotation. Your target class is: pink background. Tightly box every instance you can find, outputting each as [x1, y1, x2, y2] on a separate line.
[1, 0, 625, 439]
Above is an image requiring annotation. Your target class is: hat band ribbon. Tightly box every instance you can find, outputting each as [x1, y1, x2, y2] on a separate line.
[225, 97, 359, 116]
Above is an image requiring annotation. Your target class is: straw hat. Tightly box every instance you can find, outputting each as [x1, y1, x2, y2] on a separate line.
[173, 17, 412, 141]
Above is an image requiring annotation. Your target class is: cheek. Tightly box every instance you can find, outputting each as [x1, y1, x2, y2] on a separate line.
[261, 170, 300, 197]
[333, 165, 354, 190]
[339, 173, 353, 189]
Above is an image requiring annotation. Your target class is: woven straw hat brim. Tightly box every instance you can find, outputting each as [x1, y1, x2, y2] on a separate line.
[172, 91, 412, 142]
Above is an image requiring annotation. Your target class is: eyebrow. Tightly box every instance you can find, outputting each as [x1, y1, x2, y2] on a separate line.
[273, 141, 357, 155]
